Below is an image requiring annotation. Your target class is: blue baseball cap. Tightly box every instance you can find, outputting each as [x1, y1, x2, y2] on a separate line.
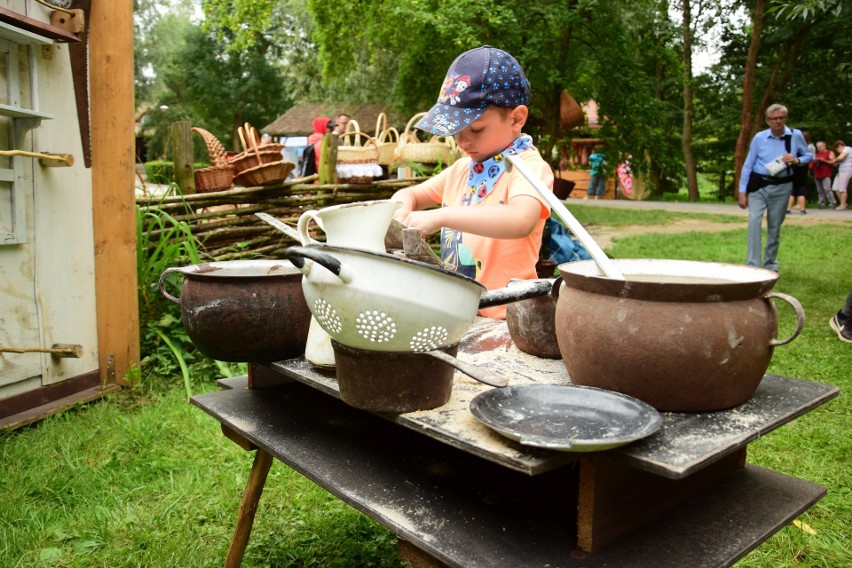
[416, 46, 531, 136]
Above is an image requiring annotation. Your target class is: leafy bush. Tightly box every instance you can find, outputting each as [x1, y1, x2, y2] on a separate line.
[144, 161, 210, 185]
[144, 161, 175, 184]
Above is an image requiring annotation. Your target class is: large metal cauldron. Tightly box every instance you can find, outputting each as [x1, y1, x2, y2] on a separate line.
[158, 260, 311, 362]
[554, 259, 805, 412]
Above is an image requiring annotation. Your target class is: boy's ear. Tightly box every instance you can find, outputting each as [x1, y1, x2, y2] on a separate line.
[511, 105, 529, 130]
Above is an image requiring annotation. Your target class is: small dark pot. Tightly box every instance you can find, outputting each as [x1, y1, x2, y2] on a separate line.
[506, 278, 561, 359]
[332, 341, 457, 413]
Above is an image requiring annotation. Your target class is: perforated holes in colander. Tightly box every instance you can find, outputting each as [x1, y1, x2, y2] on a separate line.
[354, 310, 397, 343]
[313, 299, 342, 334]
[409, 326, 450, 352]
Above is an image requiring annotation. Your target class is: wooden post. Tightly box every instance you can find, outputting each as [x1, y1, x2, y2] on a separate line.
[318, 133, 337, 185]
[172, 121, 195, 194]
[89, 0, 140, 385]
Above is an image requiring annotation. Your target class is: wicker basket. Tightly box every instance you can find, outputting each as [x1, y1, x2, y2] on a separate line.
[374, 113, 399, 166]
[232, 124, 295, 186]
[229, 149, 284, 174]
[337, 120, 377, 163]
[397, 112, 458, 165]
[336, 130, 381, 184]
[192, 127, 235, 193]
[234, 160, 295, 187]
[229, 124, 285, 174]
[560, 91, 585, 130]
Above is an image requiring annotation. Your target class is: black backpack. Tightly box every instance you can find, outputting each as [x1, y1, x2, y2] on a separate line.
[300, 144, 317, 178]
[784, 129, 809, 191]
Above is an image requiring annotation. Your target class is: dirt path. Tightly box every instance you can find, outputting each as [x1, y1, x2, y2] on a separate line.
[586, 214, 847, 249]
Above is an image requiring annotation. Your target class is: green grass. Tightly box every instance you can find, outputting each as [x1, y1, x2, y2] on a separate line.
[0, 208, 848, 567]
[567, 202, 743, 227]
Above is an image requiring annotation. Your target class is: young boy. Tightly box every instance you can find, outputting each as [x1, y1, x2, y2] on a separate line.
[392, 46, 553, 319]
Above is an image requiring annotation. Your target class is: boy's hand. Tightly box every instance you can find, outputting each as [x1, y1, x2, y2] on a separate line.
[399, 210, 443, 237]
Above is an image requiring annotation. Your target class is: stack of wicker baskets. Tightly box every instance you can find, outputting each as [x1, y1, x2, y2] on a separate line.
[192, 127, 235, 193]
[230, 123, 294, 186]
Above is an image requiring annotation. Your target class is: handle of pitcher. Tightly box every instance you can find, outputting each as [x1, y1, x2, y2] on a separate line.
[767, 291, 805, 346]
[296, 210, 323, 246]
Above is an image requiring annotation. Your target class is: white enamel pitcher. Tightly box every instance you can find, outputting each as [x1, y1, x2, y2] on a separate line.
[296, 199, 401, 368]
[296, 199, 401, 252]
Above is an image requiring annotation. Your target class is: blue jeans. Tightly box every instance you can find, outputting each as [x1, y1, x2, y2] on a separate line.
[587, 175, 606, 196]
[746, 181, 792, 271]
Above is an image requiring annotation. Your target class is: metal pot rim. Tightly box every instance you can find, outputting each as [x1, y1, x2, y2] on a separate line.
[557, 258, 779, 285]
[175, 259, 301, 278]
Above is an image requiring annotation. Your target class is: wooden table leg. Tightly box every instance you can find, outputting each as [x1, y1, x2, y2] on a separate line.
[577, 448, 747, 552]
[397, 538, 451, 568]
[225, 449, 274, 568]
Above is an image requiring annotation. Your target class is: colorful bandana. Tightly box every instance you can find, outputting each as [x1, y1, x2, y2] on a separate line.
[468, 134, 533, 202]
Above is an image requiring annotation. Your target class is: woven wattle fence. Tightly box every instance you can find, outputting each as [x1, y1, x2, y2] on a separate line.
[136, 176, 420, 261]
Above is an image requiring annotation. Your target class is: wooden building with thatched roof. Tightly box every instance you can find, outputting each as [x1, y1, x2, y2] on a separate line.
[262, 102, 406, 136]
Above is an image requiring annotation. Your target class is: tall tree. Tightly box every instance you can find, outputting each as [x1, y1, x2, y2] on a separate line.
[681, 0, 699, 200]
[733, 0, 765, 189]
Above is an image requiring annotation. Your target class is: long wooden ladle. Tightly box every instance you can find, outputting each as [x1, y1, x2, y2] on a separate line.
[505, 154, 624, 280]
[256, 211, 302, 242]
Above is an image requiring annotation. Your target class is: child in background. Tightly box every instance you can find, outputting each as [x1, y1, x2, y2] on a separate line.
[586, 147, 607, 200]
[392, 46, 553, 319]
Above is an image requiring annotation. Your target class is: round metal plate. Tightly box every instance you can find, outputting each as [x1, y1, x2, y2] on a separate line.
[469, 384, 662, 452]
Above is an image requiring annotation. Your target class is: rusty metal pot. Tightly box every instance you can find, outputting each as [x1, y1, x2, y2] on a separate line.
[553, 259, 805, 412]
[158, 260, 310, 362]
[505, 278, 561, 359]
[331, 340, 460, 413]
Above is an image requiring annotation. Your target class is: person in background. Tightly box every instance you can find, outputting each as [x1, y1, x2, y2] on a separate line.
[812, 141, 837, 209]
[737, 104, 812, 273]
[786, 129, 813, 215]
[829, 290, 852, 343]
[828, 140, 850, 210]
[391, 46, 553, 320]
[260, 133, 273, 145]
[300, 117, 335, 178]
[333, 113, 351, 136]
[586, 147, 607, 200]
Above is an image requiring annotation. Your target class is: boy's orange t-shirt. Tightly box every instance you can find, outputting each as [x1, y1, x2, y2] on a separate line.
[417, 146, 553, 319]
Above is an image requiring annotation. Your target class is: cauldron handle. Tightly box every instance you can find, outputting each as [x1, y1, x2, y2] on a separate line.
[550, 276, 563, 302]
[767, 291, 805, 346]
[158, 267, 185, 305]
